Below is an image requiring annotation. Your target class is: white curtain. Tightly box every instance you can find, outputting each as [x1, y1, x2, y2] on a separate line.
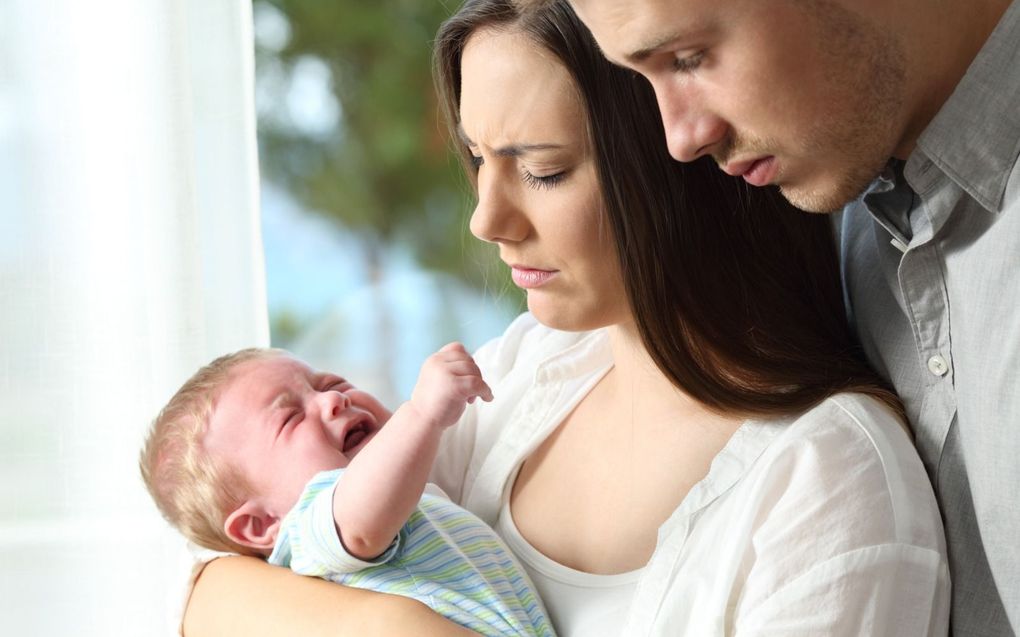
[0, 1, 267, 634]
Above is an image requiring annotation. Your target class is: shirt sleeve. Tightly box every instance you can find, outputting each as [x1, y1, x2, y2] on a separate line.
[732, 397, 951, 636]
[268, 468, 401, 577]
[734, 543, 950, 636]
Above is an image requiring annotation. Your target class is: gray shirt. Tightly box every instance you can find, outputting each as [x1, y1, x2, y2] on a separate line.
[837, 2, 1020, 635]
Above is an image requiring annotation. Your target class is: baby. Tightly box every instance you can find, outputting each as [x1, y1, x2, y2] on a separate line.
[140, 344, 554, 637]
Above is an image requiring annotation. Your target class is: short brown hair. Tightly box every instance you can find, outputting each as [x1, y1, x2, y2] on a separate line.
[139, 348, 280, 556]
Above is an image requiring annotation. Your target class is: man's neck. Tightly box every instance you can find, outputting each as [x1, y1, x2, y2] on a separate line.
[893, 0, 1012, 158]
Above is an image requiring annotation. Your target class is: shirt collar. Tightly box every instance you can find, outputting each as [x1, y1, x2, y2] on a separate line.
[533, 327, 612, 383]
[908, 0, 1020, 213]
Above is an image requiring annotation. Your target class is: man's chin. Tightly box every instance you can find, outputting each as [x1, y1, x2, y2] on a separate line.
[778, 177, 871, 214]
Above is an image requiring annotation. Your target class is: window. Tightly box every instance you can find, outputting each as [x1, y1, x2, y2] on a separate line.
[252, 0, 520, 404]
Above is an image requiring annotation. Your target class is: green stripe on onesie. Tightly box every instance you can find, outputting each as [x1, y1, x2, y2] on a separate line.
[268, 469, 555, 637]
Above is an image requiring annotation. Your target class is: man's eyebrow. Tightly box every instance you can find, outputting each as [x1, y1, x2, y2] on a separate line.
[626, 32, 685, 64]
[454, 125, 565, 157]
[624, 20, 714, 65]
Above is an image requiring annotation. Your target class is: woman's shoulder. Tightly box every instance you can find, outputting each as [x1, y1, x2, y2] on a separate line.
[708, 394, 950, 629]
[777, 393, 916, 470]
[753, 393, 944, 550]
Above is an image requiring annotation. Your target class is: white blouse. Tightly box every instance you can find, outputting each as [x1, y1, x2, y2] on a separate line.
[496, 498, 642, 637]
[431, 313, 951, 636]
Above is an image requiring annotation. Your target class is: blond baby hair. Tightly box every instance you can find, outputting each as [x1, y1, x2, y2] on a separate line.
[139, 347, 280, 556]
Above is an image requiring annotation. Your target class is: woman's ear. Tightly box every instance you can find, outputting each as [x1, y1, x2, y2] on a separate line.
[223, 501, 281, 552]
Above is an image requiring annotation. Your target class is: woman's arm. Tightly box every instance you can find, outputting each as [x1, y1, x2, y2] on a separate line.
[183, 557, 477, 637]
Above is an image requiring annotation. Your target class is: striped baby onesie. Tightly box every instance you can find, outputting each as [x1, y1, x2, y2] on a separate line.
[268, 469, 555, 637]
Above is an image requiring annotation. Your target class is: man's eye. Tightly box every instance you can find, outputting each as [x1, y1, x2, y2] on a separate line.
[672, 50, 705, 73]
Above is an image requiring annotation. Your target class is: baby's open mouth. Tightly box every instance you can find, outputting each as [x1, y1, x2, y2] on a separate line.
[342, 421, 370, 452]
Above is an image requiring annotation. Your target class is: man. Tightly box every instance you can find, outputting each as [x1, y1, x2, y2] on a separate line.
[517, 0, 1020, 634]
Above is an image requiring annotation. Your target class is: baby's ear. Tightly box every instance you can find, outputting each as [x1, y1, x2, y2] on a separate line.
[224, 501, 281, 553]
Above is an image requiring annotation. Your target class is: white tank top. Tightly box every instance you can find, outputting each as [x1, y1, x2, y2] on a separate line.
[496, 500, 644, 637]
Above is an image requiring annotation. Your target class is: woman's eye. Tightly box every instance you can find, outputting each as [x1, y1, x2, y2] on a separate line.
[470, 154, 484, 169]
[521, 170, 567, 190]
[672, 50, 705, 73]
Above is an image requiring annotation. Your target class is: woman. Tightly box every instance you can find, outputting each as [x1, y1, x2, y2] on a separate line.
[184, 1, 949, 635]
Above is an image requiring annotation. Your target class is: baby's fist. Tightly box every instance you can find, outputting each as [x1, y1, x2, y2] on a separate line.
[410, 343, 493, 428]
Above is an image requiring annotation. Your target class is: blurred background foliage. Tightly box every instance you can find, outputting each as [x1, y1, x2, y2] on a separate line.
[253, 0, 508, 290]
[252, 0, 521, 398]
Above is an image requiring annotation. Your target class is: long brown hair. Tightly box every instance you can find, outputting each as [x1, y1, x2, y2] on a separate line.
[434, 0, 902, 419]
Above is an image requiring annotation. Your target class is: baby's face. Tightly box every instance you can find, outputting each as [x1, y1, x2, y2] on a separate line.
[203, 354, 391, 517]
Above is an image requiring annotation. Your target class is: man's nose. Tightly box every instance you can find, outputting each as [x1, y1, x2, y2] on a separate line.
[653, 81, 728, 163]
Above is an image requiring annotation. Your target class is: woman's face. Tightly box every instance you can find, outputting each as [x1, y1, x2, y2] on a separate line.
[459, 27, 629, 332]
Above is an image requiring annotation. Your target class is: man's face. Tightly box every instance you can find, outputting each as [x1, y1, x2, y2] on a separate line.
[571, 0, 909, 212]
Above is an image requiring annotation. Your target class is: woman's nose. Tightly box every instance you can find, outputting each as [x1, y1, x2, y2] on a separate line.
[469, 169, 529, 244]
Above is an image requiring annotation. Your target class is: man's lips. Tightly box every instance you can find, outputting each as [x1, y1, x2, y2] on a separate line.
[510, 265, 558, 289]
[722, 156, 778, 187]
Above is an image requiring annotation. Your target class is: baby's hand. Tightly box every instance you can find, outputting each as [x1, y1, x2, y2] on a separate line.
[410, 342, 493, 428]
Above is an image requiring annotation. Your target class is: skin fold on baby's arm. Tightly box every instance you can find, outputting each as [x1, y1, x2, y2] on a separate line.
[332, 342, 493, 560]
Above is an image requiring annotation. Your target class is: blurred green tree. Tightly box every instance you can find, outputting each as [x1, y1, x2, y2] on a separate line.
[253, 0, 512, 292]
[254, 0, 524, 388]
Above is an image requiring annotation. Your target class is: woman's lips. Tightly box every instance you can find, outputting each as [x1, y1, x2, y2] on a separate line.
[510, 266, 557, 289]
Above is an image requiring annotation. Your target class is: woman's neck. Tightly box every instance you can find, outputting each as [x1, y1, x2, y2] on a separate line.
[604, 322, 718, 424]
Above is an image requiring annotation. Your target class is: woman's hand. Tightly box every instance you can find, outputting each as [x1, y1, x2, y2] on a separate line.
[183, 556, 477, 637]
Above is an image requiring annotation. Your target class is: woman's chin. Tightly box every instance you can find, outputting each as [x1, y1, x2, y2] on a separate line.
[527, 298, 617, 333]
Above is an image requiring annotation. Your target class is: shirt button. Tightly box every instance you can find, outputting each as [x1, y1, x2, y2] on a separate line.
[927, 355, 949, 377]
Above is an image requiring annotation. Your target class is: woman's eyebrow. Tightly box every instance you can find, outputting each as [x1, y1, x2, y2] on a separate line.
[492, 143, 565, 157]
[456, 125, 565, 156]
[456, 123, 475, 147]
